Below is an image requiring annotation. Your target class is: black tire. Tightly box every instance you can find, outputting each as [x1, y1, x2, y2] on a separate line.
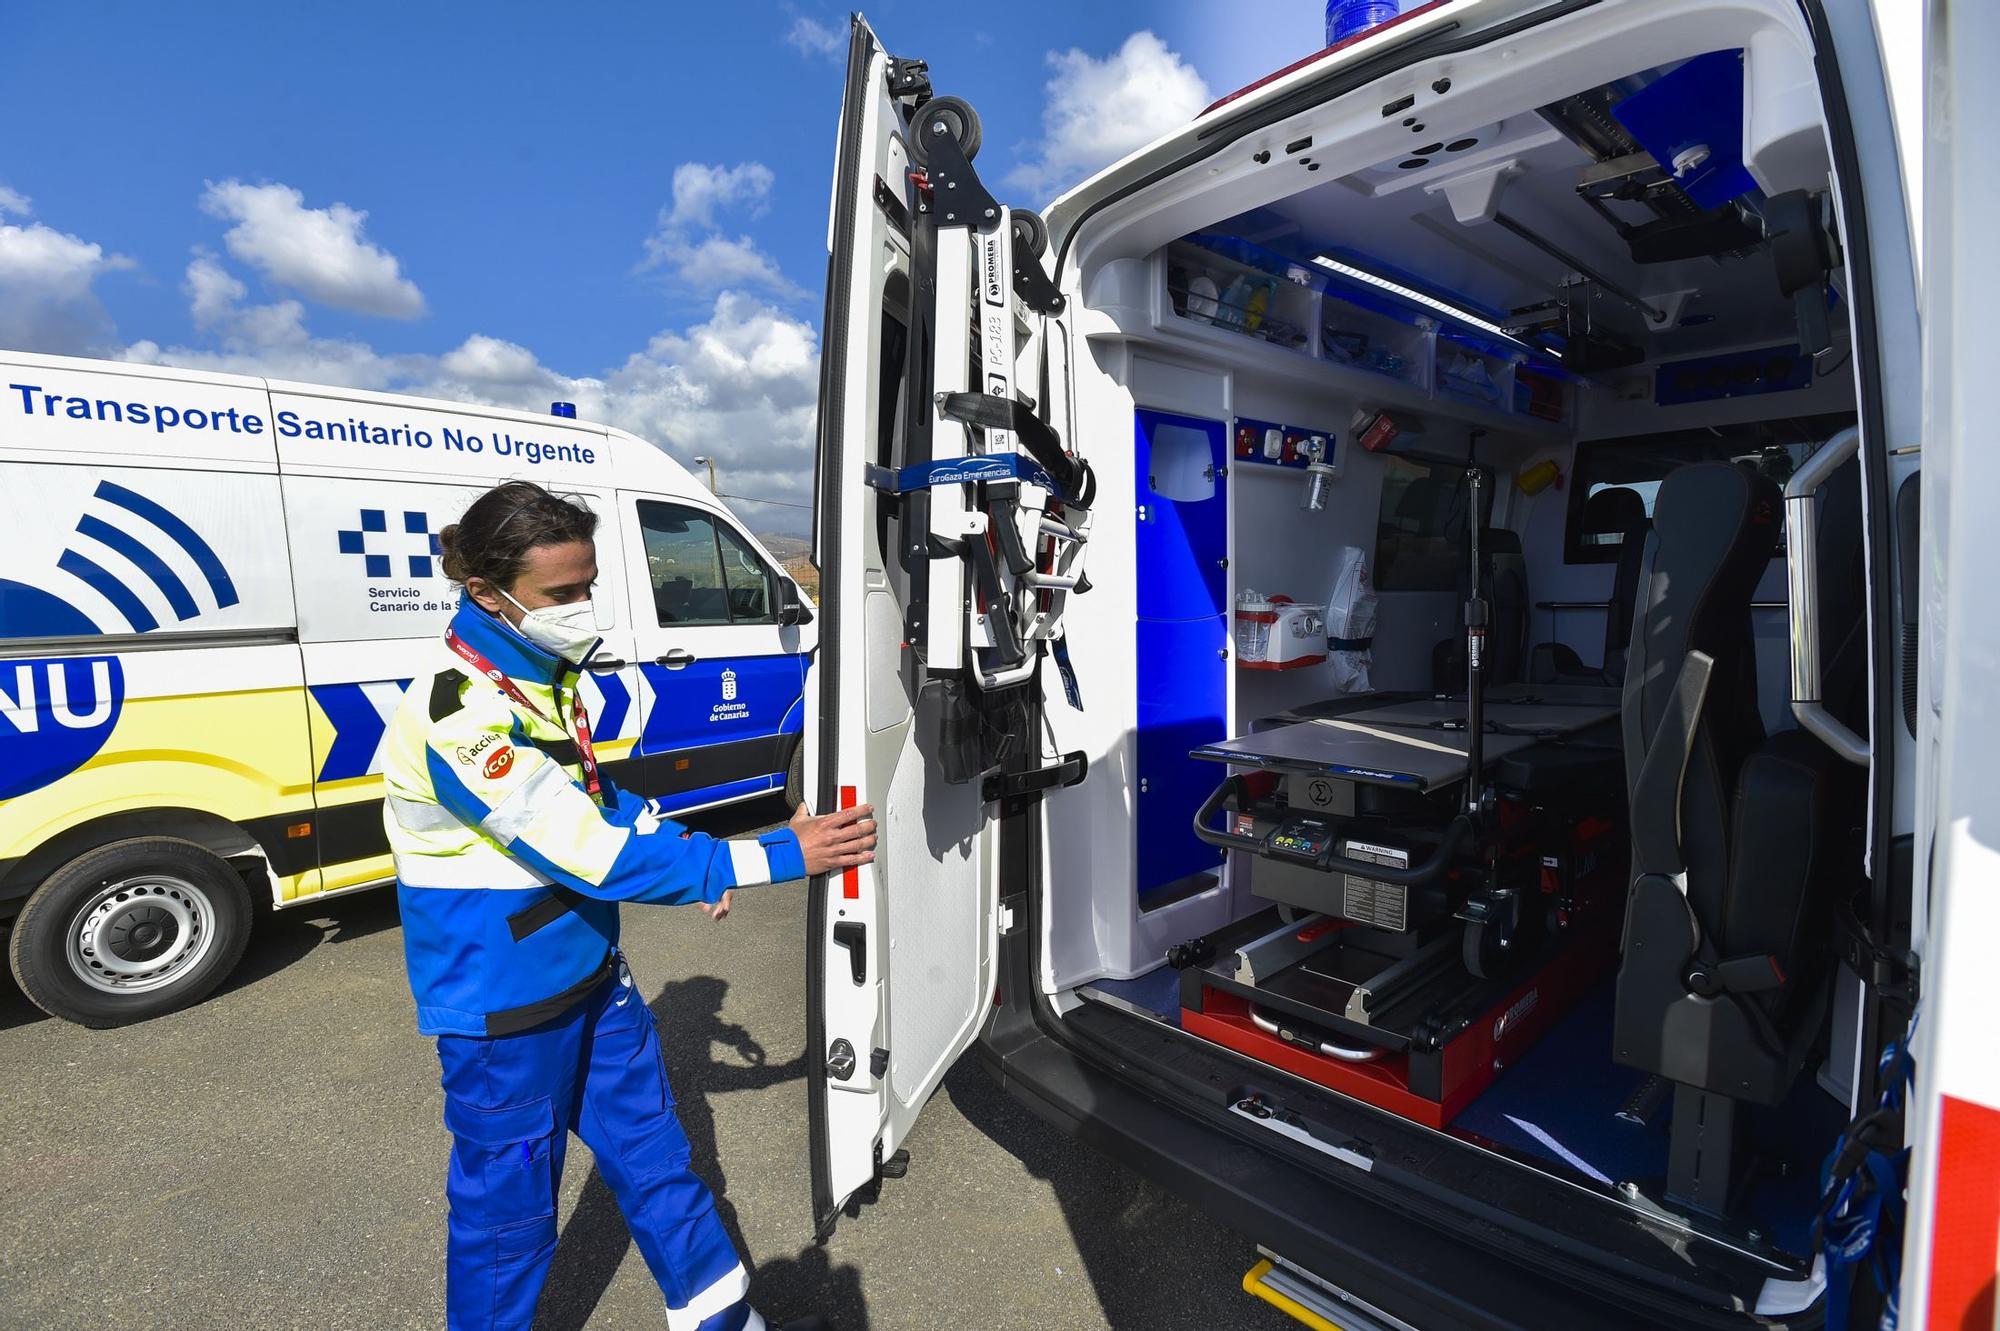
[783, 740, 806, 811]
[8, 837, 254, 1028]
[909, 95, 981, 167]
[1009, 209, 1048, 260]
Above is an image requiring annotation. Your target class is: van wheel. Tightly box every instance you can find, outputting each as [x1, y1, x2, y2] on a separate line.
[8, 838, 254, 1028]
[911, 95, 981, 166]
[784, 742, 806, 809]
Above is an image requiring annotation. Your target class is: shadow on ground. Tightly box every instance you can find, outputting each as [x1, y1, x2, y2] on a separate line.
[939, 1058, 1295, 1331]
[532, 970, 867, 1331]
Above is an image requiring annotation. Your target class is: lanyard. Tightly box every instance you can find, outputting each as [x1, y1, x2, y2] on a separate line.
[444, 627, 601, 797]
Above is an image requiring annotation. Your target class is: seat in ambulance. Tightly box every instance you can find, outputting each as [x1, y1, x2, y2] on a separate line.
[1531, 486, 1652, 689]
[1613, 460, 1842, 1215]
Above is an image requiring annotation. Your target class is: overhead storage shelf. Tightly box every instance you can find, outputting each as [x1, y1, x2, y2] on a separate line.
[1156, 237, 1573, 437]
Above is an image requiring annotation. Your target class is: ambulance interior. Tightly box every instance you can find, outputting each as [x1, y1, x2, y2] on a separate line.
[1044, 36, 1872, 1283]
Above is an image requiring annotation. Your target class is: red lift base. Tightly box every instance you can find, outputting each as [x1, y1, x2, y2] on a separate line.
[1182, 927, 1615, 1130]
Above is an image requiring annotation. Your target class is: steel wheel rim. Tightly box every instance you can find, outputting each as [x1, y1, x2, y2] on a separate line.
[65, 875, 217, 996]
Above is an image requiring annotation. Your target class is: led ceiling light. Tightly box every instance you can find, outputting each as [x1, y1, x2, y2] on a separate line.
[1311, 254, 1534, 351]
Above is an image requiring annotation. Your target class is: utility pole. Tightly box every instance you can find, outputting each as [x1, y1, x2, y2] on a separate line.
[693, 455, 717, 493]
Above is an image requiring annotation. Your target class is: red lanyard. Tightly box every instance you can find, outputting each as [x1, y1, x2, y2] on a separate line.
[445, 627, 601, 797]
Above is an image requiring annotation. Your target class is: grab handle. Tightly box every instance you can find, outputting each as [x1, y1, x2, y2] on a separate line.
[1784, 426, 1870, 766]
[1191, 775, 1471, 886]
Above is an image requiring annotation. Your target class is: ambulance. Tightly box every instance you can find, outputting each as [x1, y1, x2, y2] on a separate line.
[807, 3, 1993, 1328]
[0, 351, 815, 1027]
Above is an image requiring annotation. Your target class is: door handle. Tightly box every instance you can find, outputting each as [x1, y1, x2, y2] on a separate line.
[586, 658, 629, 672]
[656, 649, 697, 669]
[832, 921, 866, 986]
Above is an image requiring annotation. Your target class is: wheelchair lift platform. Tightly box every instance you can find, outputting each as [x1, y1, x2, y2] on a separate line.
[1177, 692, 1627, 1129]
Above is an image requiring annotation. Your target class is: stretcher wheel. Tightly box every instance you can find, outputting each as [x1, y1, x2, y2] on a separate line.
[911, 95, 982, 167]
[1463, 917, 1505, 980]
[1009, 209, 1048, 259]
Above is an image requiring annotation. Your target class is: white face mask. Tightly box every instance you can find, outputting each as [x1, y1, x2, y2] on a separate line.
[497, 587, 602, 665]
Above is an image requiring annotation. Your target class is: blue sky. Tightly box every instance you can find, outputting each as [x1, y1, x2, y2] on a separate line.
[0, 2, 1336, 532]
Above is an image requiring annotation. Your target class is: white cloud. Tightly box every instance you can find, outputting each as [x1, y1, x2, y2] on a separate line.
[641, 162, 800, 296]
[664, 162, 775, 230]
[0, 203, 135, 354]
[199, 179, 426, 319]
[641, 231, 802, 297]
[1007, 32, 1211, 203]
[184, 251, 247, 329]
[183, 250, 309, 347]
[785, 15, 843, 59]
[125, 286, 822, 533]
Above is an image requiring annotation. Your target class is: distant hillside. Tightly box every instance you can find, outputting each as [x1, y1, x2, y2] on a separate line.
[757, 533, 819, 599]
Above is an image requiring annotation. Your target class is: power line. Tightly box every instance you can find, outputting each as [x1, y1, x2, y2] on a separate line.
[714, 491, 813, 510]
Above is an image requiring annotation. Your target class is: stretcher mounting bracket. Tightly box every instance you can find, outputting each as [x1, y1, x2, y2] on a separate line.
[1011, 244, 1066, 317]
[916, 114, 1001, 232]
[983, 750, 1089, 803]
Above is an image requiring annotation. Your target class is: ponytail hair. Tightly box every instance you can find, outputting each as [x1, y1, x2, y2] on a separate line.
[437, 481, 598, 591]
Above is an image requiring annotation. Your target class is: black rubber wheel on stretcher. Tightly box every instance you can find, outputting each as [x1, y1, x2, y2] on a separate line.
[1010, 209, 1048, 259]
[910, 95, 982, 167]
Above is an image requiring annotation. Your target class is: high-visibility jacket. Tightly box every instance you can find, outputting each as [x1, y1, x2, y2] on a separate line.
[381, 598, 805, 1037]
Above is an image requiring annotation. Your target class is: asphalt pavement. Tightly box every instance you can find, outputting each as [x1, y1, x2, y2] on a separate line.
[0, 798, 1297, 1331]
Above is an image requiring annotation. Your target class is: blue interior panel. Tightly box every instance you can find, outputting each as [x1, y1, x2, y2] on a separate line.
[1136, 614, 1228, 899]
[1133, 409, 1231, 901]
[1135, 411, 1229, 621]
[1611, 50, 1758, 211]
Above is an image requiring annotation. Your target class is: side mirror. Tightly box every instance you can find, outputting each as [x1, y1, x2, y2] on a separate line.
[779, 580, 814, 627]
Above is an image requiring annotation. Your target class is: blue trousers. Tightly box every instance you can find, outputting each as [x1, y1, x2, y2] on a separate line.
[435, 961, 754, 1331]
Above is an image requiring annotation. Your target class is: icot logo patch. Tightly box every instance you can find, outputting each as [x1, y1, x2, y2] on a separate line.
[483, 745, 515, 779]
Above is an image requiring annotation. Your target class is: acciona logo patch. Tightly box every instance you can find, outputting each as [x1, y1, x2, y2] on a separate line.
[482, 745, 515, 779]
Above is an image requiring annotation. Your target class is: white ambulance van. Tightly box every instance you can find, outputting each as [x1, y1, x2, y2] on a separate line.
[809, 4, 1992, 1327]
[0, 350, 815, 1027]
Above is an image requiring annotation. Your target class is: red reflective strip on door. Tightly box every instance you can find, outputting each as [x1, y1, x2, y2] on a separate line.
[840, 785, 860, 900]
[1927, 1093, 2000, 1331]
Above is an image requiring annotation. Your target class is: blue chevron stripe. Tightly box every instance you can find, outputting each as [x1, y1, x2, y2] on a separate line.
[312, 680, 409, 781]
[591, 670, 631, 741]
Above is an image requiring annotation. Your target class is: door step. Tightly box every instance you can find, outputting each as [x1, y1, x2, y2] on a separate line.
[1244, 1251, 1423, 1331]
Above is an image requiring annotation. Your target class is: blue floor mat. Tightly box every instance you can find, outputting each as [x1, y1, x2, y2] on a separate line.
[1086, 968, 1183, 1026]
[1454, 982, 1848, 1256]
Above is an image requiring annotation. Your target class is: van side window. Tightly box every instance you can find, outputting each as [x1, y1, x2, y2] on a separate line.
[1563, 412, 1854, 563]
[636, 500, 778, 627]
[1374, 456, 1488, 592]
[715, 524, 776, 623]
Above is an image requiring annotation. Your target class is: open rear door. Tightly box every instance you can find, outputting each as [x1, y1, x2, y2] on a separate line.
[806, 16, 1091, 1235]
